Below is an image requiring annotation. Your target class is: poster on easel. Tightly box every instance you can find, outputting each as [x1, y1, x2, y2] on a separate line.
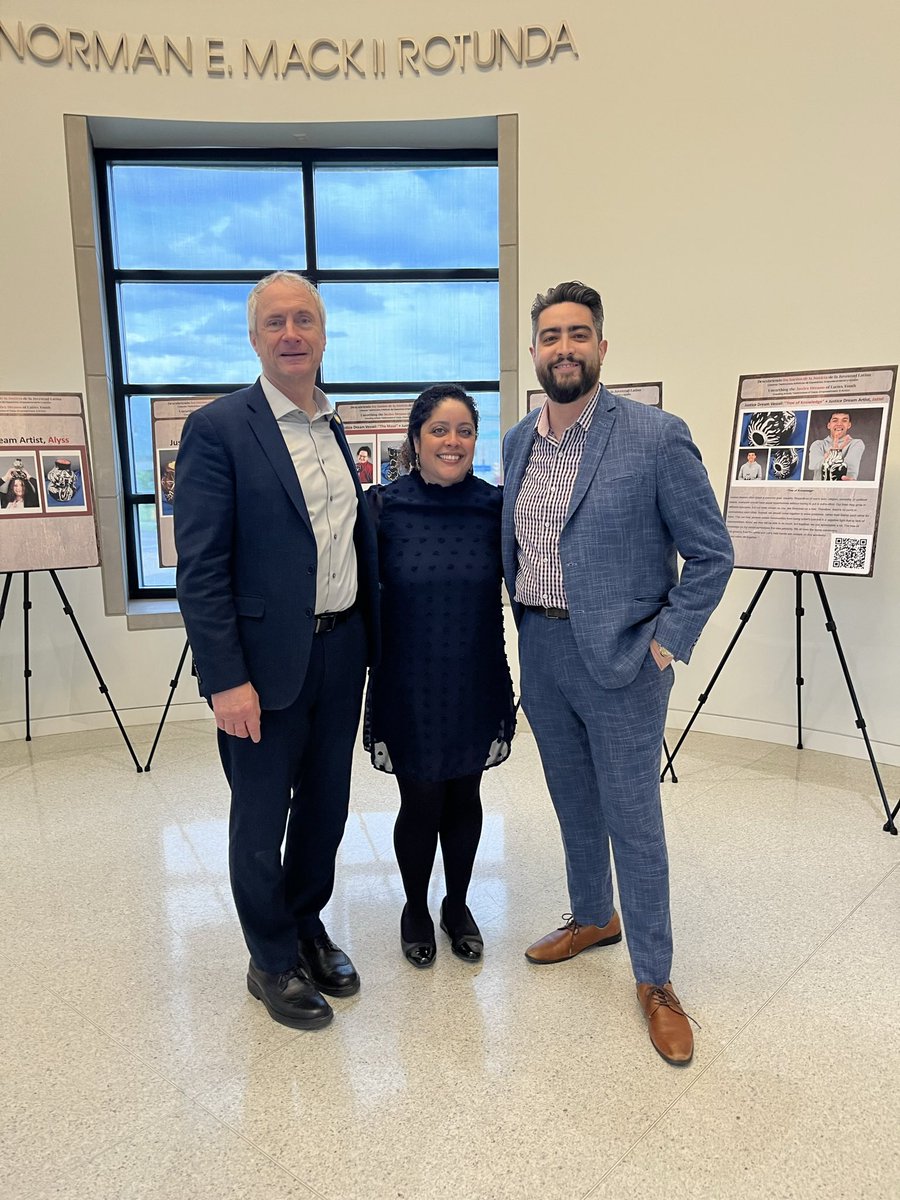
[527, 381, 663, 412]
[723, 366, 895, 576]
[335, 399, 415, 490]
[151, 397, 219, 568]
[0, 392, 99, 572]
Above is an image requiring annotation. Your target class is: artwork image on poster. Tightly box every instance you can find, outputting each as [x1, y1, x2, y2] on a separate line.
[39, 449, 88, 512]
[345, 434, 376, 490]
[378, 435, 408, 484]
[767, 447, 803, 482]
[0, 450, 42, 514]
[740, 408, 809, 449]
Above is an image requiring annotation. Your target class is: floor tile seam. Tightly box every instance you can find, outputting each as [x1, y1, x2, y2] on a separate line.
[40, 1092, 327, 1200]
[18, 983, 327, 1200]
[580, 857, 900, 1197]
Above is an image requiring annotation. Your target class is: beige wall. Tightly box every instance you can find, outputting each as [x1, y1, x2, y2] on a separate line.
[2, 0, 899, 767]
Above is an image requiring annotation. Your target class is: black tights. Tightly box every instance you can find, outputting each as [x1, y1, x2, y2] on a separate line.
[394, 772, 483, 941]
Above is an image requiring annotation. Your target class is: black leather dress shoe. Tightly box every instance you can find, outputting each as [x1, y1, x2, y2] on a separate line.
[439, 900, 483, 963]
[246, 961, 333, 1030]
[400, 904, 436, 969]
[297, 933, 360, 997]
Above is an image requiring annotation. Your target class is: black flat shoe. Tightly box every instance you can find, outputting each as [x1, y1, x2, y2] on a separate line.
[439, 900, 483, 963]
[400, 904, 436, 969]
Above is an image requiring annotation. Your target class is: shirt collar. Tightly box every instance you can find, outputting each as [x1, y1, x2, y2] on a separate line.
[535, 382, 602, 441]
[259, 375, 332, 424]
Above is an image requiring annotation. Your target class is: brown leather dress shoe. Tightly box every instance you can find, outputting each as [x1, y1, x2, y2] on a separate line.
[636, 981, 695, 1065]
[524, 911, 622, 963]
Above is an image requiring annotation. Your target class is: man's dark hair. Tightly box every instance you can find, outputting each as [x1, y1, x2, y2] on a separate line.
[531, 281, 604, 344]
[401, 383, 479, 471]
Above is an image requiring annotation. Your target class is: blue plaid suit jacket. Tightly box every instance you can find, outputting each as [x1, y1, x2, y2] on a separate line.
[501, 386, 733, 689]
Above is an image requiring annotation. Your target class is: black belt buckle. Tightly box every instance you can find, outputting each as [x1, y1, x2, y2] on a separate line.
[528, 605, 569, 620]
[314, 612, 339, 634]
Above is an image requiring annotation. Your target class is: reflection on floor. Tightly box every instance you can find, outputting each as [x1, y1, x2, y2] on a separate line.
[1, 719, 898, 1200]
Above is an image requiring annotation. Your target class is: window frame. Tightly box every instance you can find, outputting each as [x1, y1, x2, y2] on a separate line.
[94, 147, 501, 600]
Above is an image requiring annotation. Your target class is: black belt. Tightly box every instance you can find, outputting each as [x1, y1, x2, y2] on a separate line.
[525, 605, 570, 620]
[313, 605, 356, 634]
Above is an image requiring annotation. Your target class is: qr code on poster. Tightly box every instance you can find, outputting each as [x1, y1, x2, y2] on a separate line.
[829, 534, 871, 574]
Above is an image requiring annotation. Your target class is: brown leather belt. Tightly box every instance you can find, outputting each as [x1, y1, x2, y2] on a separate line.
[525, 605, 570, 620]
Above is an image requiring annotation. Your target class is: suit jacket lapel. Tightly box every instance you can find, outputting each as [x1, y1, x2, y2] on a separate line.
[502, 410, 539, 548]
[564, 386, 617, 526]
[244, 383, 314, 533]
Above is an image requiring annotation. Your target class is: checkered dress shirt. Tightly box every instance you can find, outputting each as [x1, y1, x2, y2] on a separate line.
[514, 386, 601, 609]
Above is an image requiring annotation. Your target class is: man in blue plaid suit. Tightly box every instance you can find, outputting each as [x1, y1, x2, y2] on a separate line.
[501, 281, 733, 1064]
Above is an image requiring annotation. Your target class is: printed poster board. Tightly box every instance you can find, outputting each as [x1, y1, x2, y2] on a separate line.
[335, 399, 415, 490]
[0, 392, 99, 572]
[723, 366, 895, 576]
[151, 396, 218, 569]
[527, 381, 663, 412]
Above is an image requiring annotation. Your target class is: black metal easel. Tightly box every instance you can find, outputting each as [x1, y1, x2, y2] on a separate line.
[143, 637, 191, 772]
[660, 569, 898, 835]
[0, 570, 142, 771]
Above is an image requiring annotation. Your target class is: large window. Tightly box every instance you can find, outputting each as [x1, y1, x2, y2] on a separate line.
[96, 150, 500, 597]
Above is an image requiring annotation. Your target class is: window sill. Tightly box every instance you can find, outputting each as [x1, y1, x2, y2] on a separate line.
[125, 598, 185, 632]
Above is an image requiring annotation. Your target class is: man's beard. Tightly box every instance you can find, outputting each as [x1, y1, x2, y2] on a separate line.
[536, 355, 601, 405]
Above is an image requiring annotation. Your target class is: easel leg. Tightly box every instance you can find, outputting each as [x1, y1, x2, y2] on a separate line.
[23, 571, 33, 741]
[661, 570, 774, 782]
[143, 639, 191, 772]
[661, 736, 678, 784]
[794, 571, 804, 750]
[0, 574, 12, 632]
[812, 574, 897, 835]
[48, 570, 143, 773]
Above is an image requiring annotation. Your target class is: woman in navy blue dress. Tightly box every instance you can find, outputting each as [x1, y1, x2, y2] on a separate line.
[364, 385, 516, 967]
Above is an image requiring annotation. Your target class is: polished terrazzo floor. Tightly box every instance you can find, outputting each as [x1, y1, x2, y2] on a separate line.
[1, 718, 898, 1200]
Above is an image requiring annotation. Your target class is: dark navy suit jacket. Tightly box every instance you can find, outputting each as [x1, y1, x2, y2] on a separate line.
[174, 380, 379, 710]
[502, 387, 733, 689]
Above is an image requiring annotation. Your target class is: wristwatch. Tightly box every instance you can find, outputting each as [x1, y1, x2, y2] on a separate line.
[656, 643, 674, 660]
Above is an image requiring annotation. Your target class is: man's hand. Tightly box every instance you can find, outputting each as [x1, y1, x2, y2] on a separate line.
[650, 639, 674, 671]
[212, 682, 261, 743]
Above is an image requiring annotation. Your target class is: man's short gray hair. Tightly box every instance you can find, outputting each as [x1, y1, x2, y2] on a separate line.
[247, 272, 326, 335]
[531, 281, 604, 344]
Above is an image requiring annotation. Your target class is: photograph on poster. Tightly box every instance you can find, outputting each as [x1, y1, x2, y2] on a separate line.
[39, 449, 89, 512]
[734, 449, 767, 482]
[0, 451, 42, 513]
[724, 366, 895, 577]
[157, 450, 177, 517]
[345, 435, 376, 489]
[805, 407, 882, 483]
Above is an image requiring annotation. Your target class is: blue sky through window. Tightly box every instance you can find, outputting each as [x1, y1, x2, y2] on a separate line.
[105, 158, 500, 593]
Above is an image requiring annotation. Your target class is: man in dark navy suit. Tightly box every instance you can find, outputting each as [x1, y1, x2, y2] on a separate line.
[175, 272, 378, 1030]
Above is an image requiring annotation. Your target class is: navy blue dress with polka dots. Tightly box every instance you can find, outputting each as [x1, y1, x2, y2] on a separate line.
[363, 471, 516, 782]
